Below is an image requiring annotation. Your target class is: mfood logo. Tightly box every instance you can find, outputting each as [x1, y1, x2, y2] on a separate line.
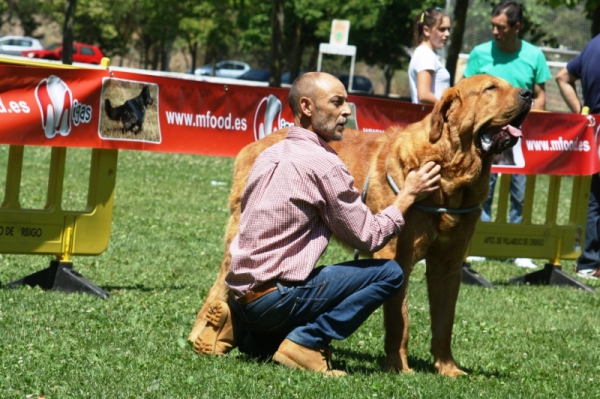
[253, 94, 292, 141]
[35, 75, 92, 138]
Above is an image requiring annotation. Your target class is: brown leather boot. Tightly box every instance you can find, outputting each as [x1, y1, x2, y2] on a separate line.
[273, 339, 346, 377]
[193, 300, 236, 355]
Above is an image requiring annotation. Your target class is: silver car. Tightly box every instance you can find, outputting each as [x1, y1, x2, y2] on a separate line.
[194, 60, 251, 78]
[0, 35, 43, 56]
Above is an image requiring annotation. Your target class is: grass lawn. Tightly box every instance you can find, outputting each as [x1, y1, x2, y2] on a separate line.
[1, 148, 600, 398]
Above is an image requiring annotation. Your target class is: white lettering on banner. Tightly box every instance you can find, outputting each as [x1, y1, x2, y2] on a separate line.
[165, 111, 247, 131]
[525, 137, 590, 152]
[363, 128, 385, 133]
[0, 98, 31, 114]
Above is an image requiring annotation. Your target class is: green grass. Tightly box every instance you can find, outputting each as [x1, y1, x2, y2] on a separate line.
[1, 148, 600, 398]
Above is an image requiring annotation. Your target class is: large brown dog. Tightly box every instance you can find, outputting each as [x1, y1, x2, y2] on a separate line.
[190, 75, 532, 376]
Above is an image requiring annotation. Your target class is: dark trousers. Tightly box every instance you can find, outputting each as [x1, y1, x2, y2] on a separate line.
[228, 259, 403, 358]
[577, 173, 600, 271]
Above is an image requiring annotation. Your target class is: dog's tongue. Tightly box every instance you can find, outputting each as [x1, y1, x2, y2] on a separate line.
[502, 124, 522, 138]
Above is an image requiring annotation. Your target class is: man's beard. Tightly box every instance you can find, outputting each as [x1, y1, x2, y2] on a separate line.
[331, 128, 344, 141]
[313, 108, 345, 141]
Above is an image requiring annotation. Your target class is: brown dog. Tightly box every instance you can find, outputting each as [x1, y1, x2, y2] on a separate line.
[190, 75, 532, 376]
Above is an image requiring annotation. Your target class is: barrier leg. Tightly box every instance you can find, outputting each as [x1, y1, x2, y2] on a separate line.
[4, 260, 109, 299]
[462, 262, 495, 288]
[509, 263, 594, 293]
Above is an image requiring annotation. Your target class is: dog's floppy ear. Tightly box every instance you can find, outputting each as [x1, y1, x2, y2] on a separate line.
[429, 87, 457, 143]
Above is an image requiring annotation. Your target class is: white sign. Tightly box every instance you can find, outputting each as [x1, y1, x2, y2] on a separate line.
[329, 19, 350, 46]
[319, 43, 356, 56]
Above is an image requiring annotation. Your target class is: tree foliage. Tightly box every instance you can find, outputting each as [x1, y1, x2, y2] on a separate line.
[2, 0, 43, 36]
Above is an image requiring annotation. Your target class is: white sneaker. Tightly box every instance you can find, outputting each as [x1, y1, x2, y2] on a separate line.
[466, 256, 486, 262]
[576, 268, 599, 280]
[514, 258, 537, 269]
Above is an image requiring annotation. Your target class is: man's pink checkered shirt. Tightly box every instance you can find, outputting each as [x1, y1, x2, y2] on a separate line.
[225, 126, 405, 296]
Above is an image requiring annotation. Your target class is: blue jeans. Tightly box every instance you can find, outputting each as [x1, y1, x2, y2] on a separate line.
[481, 173, 526, 223]
[227, 259, 403, 358]
[577, 174, 600, 271]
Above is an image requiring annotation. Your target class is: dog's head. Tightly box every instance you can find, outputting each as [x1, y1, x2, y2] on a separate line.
[141, 85, 153, 106]
[430, 75, 531, 155]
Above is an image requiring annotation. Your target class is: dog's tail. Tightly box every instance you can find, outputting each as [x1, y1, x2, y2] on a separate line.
[104, 99, 119, 120]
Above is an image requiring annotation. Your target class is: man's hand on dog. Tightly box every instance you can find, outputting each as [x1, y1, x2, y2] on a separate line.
[393, 161, 441, 213]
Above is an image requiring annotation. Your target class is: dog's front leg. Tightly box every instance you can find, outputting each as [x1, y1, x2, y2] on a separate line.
[378, 239, 414, 373]
[425, 249, 467, 377]
[383, 280, 411, 373]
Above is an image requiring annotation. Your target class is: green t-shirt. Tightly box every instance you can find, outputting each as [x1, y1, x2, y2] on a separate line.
[463, 40, 552, 91]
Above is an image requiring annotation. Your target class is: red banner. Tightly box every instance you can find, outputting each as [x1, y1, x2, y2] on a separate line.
[0, 64, 598, 175]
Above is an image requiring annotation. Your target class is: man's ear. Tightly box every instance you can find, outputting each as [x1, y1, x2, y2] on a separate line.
[513, 21, 521, 34]
[300, 97, 313, 117]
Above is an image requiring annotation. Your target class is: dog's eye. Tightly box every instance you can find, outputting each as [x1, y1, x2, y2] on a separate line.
[485, 85, 498, 92]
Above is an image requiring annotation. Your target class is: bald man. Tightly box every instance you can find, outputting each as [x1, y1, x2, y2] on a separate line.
[196, 72, 441, 376]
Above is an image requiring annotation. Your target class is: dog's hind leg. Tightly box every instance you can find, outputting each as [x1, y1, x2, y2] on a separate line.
[188, 249, 233, 343]
[188, 189, 243, 344]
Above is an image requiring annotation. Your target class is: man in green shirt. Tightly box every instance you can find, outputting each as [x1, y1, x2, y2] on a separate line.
[463, 0, 551, 269]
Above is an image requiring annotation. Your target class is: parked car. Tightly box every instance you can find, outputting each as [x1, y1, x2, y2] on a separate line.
[336, 74, 374, 94]
[237, 69, 270, 82]
[0, 35, 43, 56]
[237, 69, 298, 84]
[21, 42, 104, 64]
[194, 60, 251, 78]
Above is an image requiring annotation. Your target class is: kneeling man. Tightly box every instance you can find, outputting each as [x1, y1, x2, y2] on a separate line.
[192, 72, 441, 376]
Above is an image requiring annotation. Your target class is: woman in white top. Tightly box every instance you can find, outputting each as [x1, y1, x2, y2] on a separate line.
[408, 8, 451, 104]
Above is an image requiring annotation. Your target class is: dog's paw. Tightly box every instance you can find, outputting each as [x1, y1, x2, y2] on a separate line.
[435, 360, 468, 377]
[383, 355, 412, 373]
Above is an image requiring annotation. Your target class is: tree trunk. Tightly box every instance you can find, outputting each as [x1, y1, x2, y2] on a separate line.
[307, 45, 319, 72]
[446, 0, 469, 85]
[162, 40, 172, 72]
[151, 43, 160, 71]
[188, 41, 198, 73]
[287, 20, 303, 83]
[269, 0, 285, 87]
[62, 0, 77, 65]
[384, 65, 394, 96]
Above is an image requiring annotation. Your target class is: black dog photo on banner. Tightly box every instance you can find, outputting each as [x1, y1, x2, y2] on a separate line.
[99, 78, 161, 143]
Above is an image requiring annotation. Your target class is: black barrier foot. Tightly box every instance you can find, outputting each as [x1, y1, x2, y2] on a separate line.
[462, 262, 495, 288]
[509, 263, 595, 293]
[4, 260, 109, 299]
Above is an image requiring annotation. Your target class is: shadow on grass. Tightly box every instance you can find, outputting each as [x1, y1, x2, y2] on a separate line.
[331, 348, 505, 378]
[338, 349, 437, 375]
[0, 283, 193, 295]
[102, 284, 192, 292]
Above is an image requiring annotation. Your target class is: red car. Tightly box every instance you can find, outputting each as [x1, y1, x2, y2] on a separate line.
[21, 42, 104, 64]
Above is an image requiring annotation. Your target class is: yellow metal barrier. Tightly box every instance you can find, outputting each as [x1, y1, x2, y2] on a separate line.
[0, 147, 118, 258]
[465, 173, 593, 291]
[2, 148, 118, 298]
[2, 57, 117, 298]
